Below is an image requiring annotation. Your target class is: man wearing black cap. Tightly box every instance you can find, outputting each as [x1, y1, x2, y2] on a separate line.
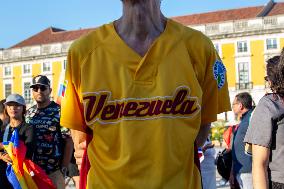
[26, 75, 73, 189]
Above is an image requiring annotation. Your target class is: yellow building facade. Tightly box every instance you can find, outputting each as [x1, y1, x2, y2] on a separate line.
[0, 2, 284, 122]
[0, 55, 67, 105]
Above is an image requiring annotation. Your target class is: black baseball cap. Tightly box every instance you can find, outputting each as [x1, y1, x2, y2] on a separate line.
[30, 75, 50, 88]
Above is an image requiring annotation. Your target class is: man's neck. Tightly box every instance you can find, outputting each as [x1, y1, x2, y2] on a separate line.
[116, 15, 165, 40]
[37, 100, 51, 109]
[240, 109, 249, 119]
[114, 6, 166, 56]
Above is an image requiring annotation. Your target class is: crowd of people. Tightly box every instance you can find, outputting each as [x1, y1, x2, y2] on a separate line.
[0, 75, 78, 189]
[0, 0, 284, 189]
[214, 49, 284, 189]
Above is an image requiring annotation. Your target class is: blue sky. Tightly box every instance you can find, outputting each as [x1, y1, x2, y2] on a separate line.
[1, 0, 281, 48]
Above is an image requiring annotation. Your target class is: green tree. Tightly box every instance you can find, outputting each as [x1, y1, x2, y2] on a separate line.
[210, 119, 227, 147]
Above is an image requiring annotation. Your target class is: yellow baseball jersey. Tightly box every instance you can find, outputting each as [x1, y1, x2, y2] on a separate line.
[61, 19, 231, 188]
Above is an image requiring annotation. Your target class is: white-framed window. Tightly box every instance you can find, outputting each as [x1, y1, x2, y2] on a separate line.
[237, 41, 248, 53]
[23, 64, 31, 75]
[23, 82, 32, 104]
[4, 83, 12, 98]
[42, 62, 51, 73]
[238, 62, 249, 83]
[266, 38, 278, 50]
[236, 62, 252, 90]
[4, 66, 12, 76]
[46, 76, 53, 89]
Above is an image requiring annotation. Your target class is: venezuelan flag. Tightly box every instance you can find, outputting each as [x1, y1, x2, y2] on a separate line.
[2, 128, 55, 189]
[56, 71, 68, 105]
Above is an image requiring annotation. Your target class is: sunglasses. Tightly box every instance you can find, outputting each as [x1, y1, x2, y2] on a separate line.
[32, 85, 48, 92]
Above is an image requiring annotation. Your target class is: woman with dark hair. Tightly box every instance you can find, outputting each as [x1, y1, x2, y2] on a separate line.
[0, 94, 34, 188]
[0, 98, 12, 188]
[244, 48, 284, 189]
[0, 99, 9, 128]
[265, 55, 281, 93]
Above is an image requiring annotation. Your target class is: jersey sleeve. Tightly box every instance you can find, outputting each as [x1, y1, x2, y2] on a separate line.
[60, 45, 86, 132]
[201, 40, 231, 125]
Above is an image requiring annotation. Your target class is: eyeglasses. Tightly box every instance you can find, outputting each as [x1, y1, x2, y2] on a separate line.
[32, 85, 47, 92]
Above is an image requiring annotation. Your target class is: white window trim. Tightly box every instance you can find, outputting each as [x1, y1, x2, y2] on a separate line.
[264, 37, 280, 52]
[3, 65, 13, 78]
[45, 75, 53, 89]
[41, 61, 52, 74]
[235, 57, 252, 85]
[235, 40, 250, 55]
[3, 80, 13, 98]
[22, 78, 33, 104]
[22, 78, 32, 94]
[45, 76, 53, 99]
[22, 64, 32, 76]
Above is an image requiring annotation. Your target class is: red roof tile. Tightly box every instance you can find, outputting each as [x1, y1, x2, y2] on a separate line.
[11, 27, 95, 48]
[267, 2, 284, 16]
[10, 2, 284, 49]
[172, 6, 264, 25]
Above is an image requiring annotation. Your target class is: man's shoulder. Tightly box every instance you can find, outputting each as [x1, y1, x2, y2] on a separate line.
[257, 94, 282, 112]
[169, 19, 203, 38]
[50, 101, 60, 107]
[27, 104, 37, 113]
[169, 19, 214, 53]
[69, 23, 114, 59]
[48, 101, 60, 112]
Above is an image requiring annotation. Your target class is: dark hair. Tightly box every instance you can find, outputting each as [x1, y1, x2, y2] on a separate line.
[0, 99, 7, 129]
[266, 55, 280, 94]
[0, 99, 5, 114]
[235, 92, 253, 110]
[275, 48, 284, 97]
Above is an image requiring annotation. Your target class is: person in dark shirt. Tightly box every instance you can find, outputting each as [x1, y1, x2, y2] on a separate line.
[0, 99, 9, 127]
[244, 50, 284, 189]
[230, 92, 254, 189]
[26, 75, 73, 189]
[0, 98, 11, 189]
[0, 94, 34, 189]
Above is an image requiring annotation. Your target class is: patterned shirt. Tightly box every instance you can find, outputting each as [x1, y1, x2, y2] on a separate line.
[26, 101, 70, 174]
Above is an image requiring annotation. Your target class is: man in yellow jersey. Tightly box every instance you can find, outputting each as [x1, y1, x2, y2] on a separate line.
[60, 0, 231, 188]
